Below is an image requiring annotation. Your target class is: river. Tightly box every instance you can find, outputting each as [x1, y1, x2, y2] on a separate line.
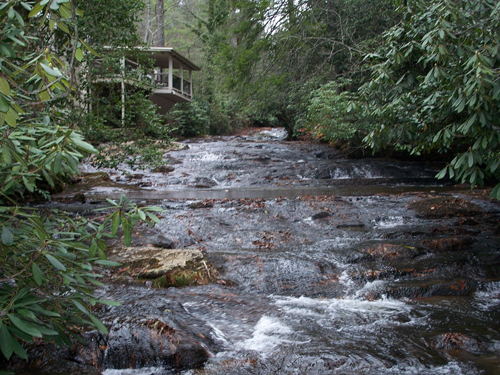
[45, 129, 500, 374]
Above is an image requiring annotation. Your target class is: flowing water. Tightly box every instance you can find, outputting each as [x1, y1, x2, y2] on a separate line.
[57, 129, 500, 374]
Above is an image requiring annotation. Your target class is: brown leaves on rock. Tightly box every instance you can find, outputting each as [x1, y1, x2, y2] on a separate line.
[364, 244, 419, 260]
[252, 230, 295, 249]
[435, 332, 480, 352]
[145, 319, 176, 336]
[252, 240, 276, 249]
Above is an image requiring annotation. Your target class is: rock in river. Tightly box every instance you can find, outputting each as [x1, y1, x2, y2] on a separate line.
[107, 246, 204, 279]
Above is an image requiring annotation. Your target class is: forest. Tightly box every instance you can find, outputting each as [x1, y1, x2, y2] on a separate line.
[0, 0, 499, 364]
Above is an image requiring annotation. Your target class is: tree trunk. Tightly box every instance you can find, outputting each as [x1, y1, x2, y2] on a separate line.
[156, 0, 165, 47]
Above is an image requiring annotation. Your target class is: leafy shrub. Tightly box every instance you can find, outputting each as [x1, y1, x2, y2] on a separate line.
[167, 98, 211, 137]
[361, 0, 500, 196]
[302, 81, 374, 143]
[0, 1, 162, 361]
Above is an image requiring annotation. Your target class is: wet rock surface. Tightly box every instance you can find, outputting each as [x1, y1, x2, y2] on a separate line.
[408, 196, 484, 218]
[20, 129, 500, 374]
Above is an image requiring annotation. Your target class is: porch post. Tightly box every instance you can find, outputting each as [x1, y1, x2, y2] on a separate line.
[189, 70, 193, 98]
[168, 55, 173, 90]
[180, 65, 184, 94]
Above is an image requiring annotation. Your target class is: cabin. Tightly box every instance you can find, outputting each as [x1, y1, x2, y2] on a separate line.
[141, 47, 201, 113]
[90, 47, 200, 123]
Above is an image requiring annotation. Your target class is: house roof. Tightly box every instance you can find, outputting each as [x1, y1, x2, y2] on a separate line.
[103, 46, 201, 71]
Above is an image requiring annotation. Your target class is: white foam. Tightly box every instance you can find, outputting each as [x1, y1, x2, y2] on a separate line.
[474, 281, 500, 311]
[102, 367, 167, 375]
[235, 316, 292, 355]
[373, 216, 407, 228]
[273, 294, 418, 333]
[384, 360, 481, 375]
[199, 152, 224, 161]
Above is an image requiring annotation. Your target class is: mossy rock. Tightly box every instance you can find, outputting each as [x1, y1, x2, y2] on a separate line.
[152, 260, 221, 288]
[82, 172, 111, 182]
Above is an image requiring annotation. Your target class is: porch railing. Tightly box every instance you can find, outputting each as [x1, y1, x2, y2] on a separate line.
[154, 72, 191, 97]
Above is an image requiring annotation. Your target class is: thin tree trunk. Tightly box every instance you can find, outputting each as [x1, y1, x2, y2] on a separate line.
[156, 0, 165, 47]
[144, 0, 152, 44]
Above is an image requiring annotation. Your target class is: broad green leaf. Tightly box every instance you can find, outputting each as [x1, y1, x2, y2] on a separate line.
[435, 167, 447, 179]
[6, 326, 33, 343]
[32, 263, 43, 286]
[89, 314, 108, 334]
[10, 337, 27, 359]
[80, 39, 99, 56]
[5, 107, 18, 127]
[89, 239, 97, 257]
[16, 308, 37, 321]
[72, 299, 89, 315]
[71, 136, 97, 153]
[35, 326, 59, 336]
[491, 183, 500, 200]
[2, 144, 12, 165]
[28, 1, 45, 17]
[138, 210, 146, 221]
[39, 90, 50, 101]
[45, 254, 66, 271]
[0, 96, 10, 113]
[40, 63, 62, 77]
[97, 300, 121, 307]
[0, 322, 14, 360]
[42, 168, 55, 187]
[53, 151, 62, 174]
[123, 220, 132, 246]
[58, 4, 72, 19]
[146, 211, 161, 224]
[7, 315, 42, 338]
[75, 48, 83, 62]
[111, 212, 120, 236]
[1, 226, 13, 246]
[56, 20, 70, 34]
[30, 305, 60, 318]
[0, 78, 11, 96]
[106, 198, 118, 206]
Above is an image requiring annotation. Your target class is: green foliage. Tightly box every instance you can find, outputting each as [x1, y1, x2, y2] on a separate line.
[167, 95, 241, 137]
[72, 0, 172, 171]
[361, 0, 500, 196]
[76, 0, 144, 49]
[0, 197, 162, 361]
[183, 0, 398, 136]
[302, 80, 374, 143]
[77, 51, 173, 170]
[0, 0, 97, 199]
[0, 0, 163, 360]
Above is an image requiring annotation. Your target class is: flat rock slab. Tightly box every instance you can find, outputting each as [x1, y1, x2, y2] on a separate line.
[107, 246, 204, 279]
[408, 197, 483, 218]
